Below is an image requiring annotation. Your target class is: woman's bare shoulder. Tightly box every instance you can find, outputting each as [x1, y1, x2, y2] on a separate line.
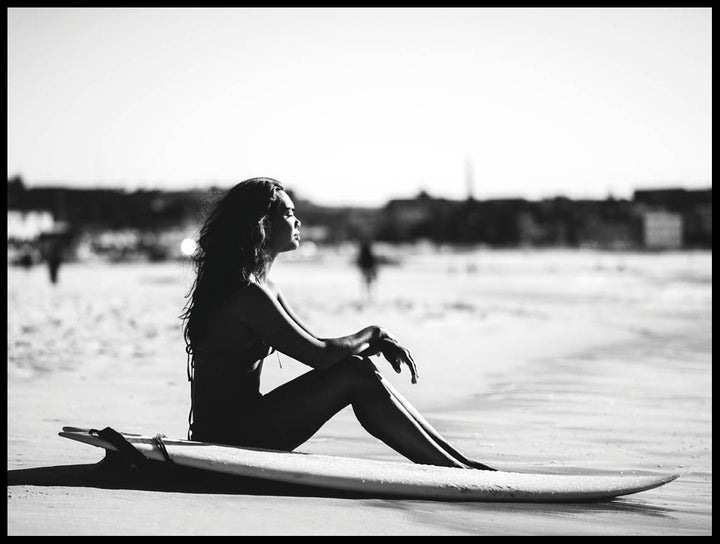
[264, 278, 281, 297]
[225, 282, 279, 318]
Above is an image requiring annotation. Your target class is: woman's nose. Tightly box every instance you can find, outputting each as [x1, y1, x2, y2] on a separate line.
[296, 218, 302, 228]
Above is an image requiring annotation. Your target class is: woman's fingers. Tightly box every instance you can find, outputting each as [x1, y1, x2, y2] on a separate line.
[390, 354, 402, 373]
[395, 346, 418, 384]
[405, 349, 419, 383]
[380, 337, 419, 384]
[405, 351, 418, 384]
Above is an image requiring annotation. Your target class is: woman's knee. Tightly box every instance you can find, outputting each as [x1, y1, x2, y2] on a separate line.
[345, 355, 381, 379]
[348, 355, 378, 373]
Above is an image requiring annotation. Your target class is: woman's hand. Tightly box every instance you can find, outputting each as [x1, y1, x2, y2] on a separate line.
[358, 327, 418, 383]
[378, 332, 419, 384]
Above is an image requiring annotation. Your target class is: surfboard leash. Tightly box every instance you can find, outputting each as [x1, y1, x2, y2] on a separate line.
[154, 433, 174, 464]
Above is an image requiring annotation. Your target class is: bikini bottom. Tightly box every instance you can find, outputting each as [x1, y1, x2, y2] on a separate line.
[190, 400, 292, 451]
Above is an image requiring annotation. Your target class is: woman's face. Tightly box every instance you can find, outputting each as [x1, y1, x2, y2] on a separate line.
[267, 190, 301, 254]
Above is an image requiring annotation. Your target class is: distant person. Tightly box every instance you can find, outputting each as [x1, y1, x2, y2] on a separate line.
[45, 239, 63, 285]
[180, 178, 494, 470]
[356, 240, 378, 302]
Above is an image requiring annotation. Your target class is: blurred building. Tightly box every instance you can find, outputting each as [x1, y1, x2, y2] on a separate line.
[291, 193, 382, 243]
[633, 188, 712, 248]
[640, 211, 683, 250]
[7, 209, 56, 241]
[7, 208, 74, 266]
[379, 192, 457, 242]
[377, 188, 710, 250]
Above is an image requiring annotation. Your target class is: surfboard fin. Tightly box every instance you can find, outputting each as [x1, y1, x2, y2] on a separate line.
[89, 427, 151, 472]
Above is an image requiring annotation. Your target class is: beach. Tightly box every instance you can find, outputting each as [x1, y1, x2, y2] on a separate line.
[7, 247, 712, 535]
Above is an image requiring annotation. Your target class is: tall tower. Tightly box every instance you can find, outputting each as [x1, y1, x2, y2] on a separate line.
[465, 157, 475, 200]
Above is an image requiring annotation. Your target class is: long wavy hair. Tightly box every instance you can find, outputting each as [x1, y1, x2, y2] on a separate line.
[180, 177, 285, 357]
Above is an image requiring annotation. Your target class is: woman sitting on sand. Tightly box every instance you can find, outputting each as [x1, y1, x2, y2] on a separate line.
[181, 178, 494, 470]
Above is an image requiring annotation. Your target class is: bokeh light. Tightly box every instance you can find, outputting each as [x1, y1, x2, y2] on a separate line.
[180, 238, 196, 256]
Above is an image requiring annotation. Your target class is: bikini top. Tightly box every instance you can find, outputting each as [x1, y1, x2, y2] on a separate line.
[192, 339, 274, 377]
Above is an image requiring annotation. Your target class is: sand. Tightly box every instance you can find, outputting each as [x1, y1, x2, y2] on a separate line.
[7, 248, 712, 535]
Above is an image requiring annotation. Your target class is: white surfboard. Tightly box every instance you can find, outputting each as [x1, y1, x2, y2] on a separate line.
[59, 426, 677, 502]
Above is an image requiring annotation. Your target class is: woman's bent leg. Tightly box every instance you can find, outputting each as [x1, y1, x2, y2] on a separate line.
[377, 375, 495, 470]
[257, 356, 466, 468]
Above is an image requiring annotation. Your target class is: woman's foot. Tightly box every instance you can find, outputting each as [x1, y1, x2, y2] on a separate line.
[462, 459, 496, 471]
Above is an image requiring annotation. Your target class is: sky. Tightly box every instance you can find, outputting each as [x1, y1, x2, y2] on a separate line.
[7, 8, 712, 207]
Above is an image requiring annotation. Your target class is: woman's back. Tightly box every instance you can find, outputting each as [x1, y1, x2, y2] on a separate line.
[194, 291, 258, 354]
[189, 290, 273, 441]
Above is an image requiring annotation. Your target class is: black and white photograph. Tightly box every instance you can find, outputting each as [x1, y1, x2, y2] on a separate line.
[7, 7, 711, 536]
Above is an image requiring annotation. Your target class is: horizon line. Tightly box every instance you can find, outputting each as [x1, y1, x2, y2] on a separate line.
[8, 178, 712, 209]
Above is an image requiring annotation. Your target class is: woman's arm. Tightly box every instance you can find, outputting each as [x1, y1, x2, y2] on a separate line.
[233, 283, 380, 370]
[247, 281, 419, 382]
[271, 281, 358, 352]
[359, 332, 419, 384]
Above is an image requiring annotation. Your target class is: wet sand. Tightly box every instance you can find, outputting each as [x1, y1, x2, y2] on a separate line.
[7, 248, 712, 535]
